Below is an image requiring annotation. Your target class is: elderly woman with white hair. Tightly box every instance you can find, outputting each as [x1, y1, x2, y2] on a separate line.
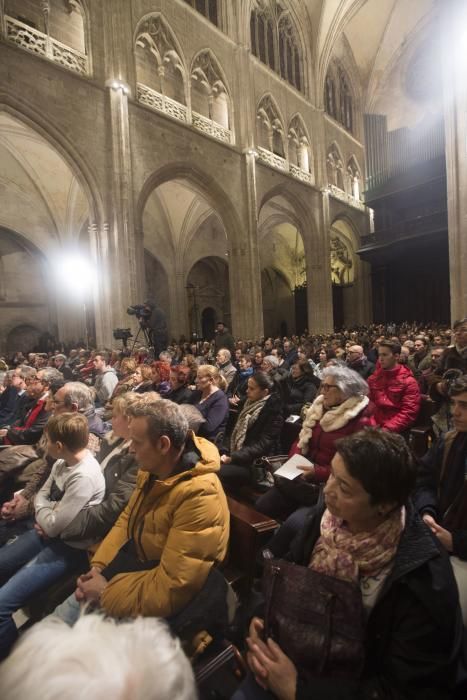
[256, 366, 376, 522]
[0, 615, 197, 700]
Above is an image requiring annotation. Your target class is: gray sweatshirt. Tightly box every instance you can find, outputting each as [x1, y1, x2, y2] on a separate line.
[34, 451, 105, 546]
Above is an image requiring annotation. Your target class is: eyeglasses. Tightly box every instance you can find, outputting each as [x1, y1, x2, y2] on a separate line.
[321, 383, 338, 391]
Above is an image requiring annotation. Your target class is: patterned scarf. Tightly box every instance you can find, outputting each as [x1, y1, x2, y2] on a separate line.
[297, 394, 369, 454]
[309, 507, 404, 583]
[230, 396, 270, 452]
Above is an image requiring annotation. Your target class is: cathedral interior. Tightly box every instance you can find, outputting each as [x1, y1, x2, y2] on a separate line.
[0, 0, 465, 354]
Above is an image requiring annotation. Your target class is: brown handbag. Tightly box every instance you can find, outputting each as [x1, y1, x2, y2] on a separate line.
[262, 557, 366, 678]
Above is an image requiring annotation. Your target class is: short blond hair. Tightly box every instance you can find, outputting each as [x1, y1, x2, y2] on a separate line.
[112, 391, 146, 417]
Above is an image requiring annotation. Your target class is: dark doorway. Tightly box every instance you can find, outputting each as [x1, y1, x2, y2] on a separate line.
[332, 285, 344, 330]
[201, 307, 216, 340]
[294, 284, 308, 334]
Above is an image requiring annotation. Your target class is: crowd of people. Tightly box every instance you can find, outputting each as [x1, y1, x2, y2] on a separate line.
[0, 317, 465, 698]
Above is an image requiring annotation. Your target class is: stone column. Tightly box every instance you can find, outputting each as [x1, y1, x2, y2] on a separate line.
[93, 0, 142, 347]
[441, 0, 467, 322]
[169, 269, 190, 341]
[228, 151, 264, 340]
[306, 193, 334, 333]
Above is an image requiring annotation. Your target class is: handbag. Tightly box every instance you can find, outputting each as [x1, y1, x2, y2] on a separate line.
[262, 556, 366, 678]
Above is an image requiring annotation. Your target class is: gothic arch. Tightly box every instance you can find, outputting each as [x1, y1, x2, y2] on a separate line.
[134, 13, 187, 105]
[326, 141, 345, 189]
[0, 99, 104, 225]
[190, 49, 232, 129]
[256, 93, 286, 156]
[136, 163, 243, 252]
[346, 155, 363, 199]
[287, 113, 312, 172]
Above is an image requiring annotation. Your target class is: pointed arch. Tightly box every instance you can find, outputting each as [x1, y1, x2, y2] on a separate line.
[190, 49, 231, 129]
[256, 94, 286, 157]
[287, 113, 311, 172]
[0, 97, 104, 225]
[346, 155, 363, 200]
[134, 13, 187, 106]
[326, 141, 345, 190]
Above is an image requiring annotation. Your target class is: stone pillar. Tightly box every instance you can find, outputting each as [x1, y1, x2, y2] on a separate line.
[441, 0, 467, 322]
[306, 193, 334, 333]
[228, 152, 264, 340]
[91, 0, 142, 347]
[169, 269, 190, 341]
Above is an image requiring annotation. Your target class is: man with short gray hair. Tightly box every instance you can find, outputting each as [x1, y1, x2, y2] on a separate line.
[55, 397, 229, 628]
[346, 344, 375, 380]
[216, 348, 237, 388]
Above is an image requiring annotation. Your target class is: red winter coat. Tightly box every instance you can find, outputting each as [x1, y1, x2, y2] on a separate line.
[290, 401, 375, 483]
[368, 363, 421, 433]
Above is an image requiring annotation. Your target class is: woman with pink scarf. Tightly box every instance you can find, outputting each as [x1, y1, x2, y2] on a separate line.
[233, 430, 465, 700]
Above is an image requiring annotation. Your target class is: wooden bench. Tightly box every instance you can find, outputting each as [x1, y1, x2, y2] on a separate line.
[223, 496, 277, 596]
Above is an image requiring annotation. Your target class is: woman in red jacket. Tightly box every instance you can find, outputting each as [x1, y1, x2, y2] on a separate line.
[256, 366, 375, 522]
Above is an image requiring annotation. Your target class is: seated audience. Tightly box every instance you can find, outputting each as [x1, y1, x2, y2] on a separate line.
[50, 397, 229, 633]
[0, 615, 196, 700]
[282, 340, 298, 370]
[256, 366, 374, 520]
[192, 365, 229, 442]
[314, 346, 336, 378]
[93, 351, 118, 407]
[0, 366, 36, 428]
[216, 348, 237, 389]
[165, 366, 193, 405]
[0, 382, 106, 541]
[368, 340, 421, 434]
[132, 364, 154, 394]
[54, 354, 73, 380]
[0, 413, 105, 659]
[228, 354, 254, 406]
[180, 354, 199, 383]
[109, 357, 137, 399]
[0, 368, 62, 446]
[346, 344, 375, 379]
[151, 361, 171, 396]
[219, 372, 283, 488]
[284, 360, 318, 416]
[414, 374, 467, 560]
[408, 335, 432, 378]
[234, 430, 465, 700]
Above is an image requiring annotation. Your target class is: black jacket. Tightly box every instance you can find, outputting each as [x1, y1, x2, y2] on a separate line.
[285, 375, 317, 416]
[414, 430, 467, 560]
[165, 385, 194, 405]
[288, 503, 465, 700]
[226, 394, 284, 465]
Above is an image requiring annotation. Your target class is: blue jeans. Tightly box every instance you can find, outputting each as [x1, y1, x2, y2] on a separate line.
[0, 531, 87, 659]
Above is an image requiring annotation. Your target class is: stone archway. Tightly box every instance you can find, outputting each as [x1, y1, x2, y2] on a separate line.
[186, 257, 230, 340]
[0, 110, 99, 348]
[330, 216, 371, 327]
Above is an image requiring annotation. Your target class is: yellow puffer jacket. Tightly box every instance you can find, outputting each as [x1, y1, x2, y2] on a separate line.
[91, 433, 229, 619]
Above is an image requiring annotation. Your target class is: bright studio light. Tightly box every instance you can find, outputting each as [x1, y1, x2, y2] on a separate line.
[53, 252, 96, 300]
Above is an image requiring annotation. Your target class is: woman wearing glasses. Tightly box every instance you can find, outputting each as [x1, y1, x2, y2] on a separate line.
[256, 366, 375, 525]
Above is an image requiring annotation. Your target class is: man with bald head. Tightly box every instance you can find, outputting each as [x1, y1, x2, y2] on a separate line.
[346, 345, 375, 380]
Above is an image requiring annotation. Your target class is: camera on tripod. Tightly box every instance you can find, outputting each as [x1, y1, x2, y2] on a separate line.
[113, 328, 133, 347]
[127, 304, 152, 322]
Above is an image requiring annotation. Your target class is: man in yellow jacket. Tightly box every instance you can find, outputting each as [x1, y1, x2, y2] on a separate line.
[53, 396, 230, 624]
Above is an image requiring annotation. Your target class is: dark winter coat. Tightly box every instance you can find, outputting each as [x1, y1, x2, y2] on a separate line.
[226, 394, 284, 465]
[285, 376, 318, 416]
[289, 503, 466, 700]
[165, 385, 194, 405]
[414, 430, 467, 560]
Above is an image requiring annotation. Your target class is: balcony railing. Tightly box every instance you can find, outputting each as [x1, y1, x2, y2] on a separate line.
[137, 84, 188, 123]
[328, 184, 366, 211]
[4, 15, 88, 76]
[137, 83, 234, 145]
[359, 210, 448, 250]
[256, 146, 313, 184]
[192, 111, 231, 144]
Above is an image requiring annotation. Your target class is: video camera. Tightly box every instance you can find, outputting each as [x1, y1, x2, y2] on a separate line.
[113, 328, 133, 342]
[127, 303, 152, 322]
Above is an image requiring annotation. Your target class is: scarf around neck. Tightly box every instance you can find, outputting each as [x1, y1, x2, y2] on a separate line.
[230, 395, 270, 452]
[309, 507, 404, 583]
[298, 394, 369, 453]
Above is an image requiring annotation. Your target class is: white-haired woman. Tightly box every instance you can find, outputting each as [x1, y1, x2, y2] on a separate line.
[256, 366, 375, 521]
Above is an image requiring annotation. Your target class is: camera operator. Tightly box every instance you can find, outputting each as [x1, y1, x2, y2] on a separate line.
[127, 302, 168, 357]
